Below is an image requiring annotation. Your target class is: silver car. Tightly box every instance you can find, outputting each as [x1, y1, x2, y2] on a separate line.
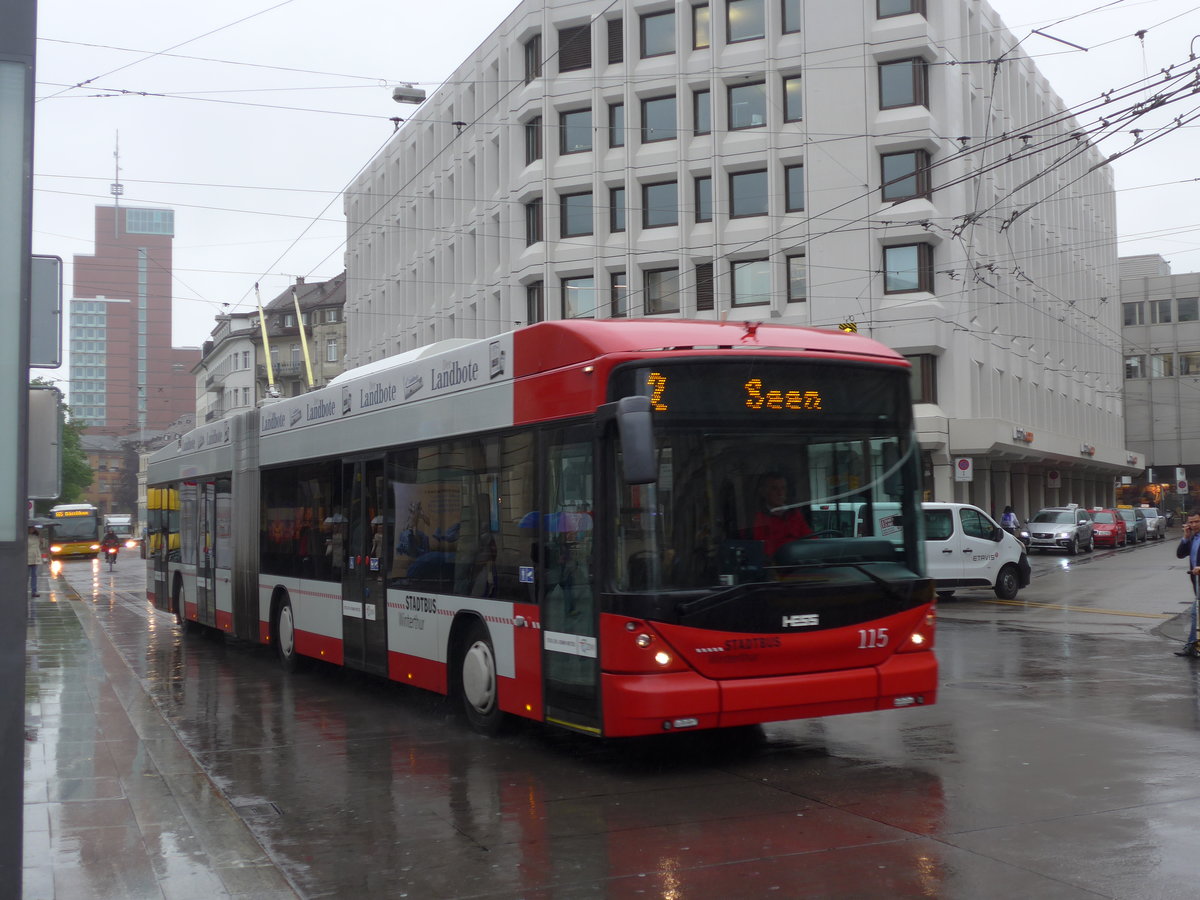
[1028, 506, 1094, 555]
[1140, 507, 1167, 540]
[1116, 507, 1148, 543]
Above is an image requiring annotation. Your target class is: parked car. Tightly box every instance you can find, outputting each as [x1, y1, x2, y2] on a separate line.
[1115, 506, 1148, 543]
[1089, 508, 1128, 548]
[922, 502, 1031, 600]
[1028, 506, 1094, 555]
[1140, 507, 1167, 540]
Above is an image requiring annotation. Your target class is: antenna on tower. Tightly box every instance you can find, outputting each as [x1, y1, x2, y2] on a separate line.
[110, 131, 124, 237]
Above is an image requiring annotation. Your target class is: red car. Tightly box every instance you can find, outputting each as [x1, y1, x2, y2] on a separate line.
[1090, 508, 1128, 547]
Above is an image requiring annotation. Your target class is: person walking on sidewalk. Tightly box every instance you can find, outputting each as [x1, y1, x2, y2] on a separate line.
[1175, 511, 1200, 587]
[27, 524, 43, 596]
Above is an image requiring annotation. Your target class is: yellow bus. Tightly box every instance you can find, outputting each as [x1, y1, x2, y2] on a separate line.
[47, 504, 102, 558]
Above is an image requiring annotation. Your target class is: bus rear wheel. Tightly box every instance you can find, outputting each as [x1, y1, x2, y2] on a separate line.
[459, 620, 504, 735]
[273, 594, 302, 672]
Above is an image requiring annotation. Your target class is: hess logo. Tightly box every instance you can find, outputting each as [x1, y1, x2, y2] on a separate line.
[782, 614, 819, 628]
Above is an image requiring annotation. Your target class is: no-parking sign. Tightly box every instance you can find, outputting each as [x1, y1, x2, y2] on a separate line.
[1046, 469, 1061, 488]
[954, 458, 973, 482]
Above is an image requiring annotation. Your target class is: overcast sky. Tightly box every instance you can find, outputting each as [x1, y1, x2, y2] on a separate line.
[31, 0, 1200, 398]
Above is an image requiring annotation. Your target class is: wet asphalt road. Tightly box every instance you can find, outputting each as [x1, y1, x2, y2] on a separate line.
[25, 533, 1200, 899]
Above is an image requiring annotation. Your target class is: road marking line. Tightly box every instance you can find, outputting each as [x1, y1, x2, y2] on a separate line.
[981, 598, 1171, 619]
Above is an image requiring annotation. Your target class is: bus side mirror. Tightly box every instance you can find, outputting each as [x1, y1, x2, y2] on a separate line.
[616, 396, 656, 485]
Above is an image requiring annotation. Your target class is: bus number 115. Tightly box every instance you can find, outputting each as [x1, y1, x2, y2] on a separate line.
[858, 628, 889, 649]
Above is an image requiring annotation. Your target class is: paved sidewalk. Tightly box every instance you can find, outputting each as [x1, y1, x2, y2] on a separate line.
[23, 566, 298, 899]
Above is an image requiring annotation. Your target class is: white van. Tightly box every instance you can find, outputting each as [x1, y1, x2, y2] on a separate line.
[922, 502, 1031, 600]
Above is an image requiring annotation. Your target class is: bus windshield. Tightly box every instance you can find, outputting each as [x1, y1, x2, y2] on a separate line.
[610, 361, 922, 591]
[51, 512, 100, 541]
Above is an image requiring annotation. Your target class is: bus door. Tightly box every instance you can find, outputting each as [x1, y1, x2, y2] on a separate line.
[341, 457, 389, 676]
[541, 430, 600, 733]
[195, 481, 217, 626]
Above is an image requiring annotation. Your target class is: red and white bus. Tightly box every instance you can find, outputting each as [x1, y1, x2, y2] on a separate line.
[145, 319, 936, 737]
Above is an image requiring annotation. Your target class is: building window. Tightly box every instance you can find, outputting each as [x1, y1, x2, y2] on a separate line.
[883, 243, 933, 293]
[641, 10, 676, 58]
[561, 191, 593, 237]
[641, 95, 677, 142]
[783, 74, 803, 121]
[731, 259, 770, 306]
[611, 272, 628, 317]
[782, 0, 801, 33]
[558, 24, 591, 73]
[695, 262, 714, 310]
[729, 82, 767, 129]
[609, 102, 625, 147]
[1151, 298, 1173, 324]
[560, 108, 593, 154]
[881, 149, 931, 202]
[879, 57, 929, 109]
[693, 4, 711, 49]
[878, 0, 925, 18]
[727, 0, 765, 42]
[524, 34, 542, 84]
[1179, 297, 1199, 321]
[562, 276, 596, 319]
[903, 353, 936, 403]
[525, 197, 543, 245]
[1180, 351, 1200, 375]
[645, 268, 681, 313]
[693, 89, 711, 135]
[787, 252, 806, 301]
[1151, 353, 1175, 377]
[326, 339, 338, 363]
[291, 344, 301, 365]
[729, 170, 768, 218]
[610, 187, 626, 232]
[324, 309, 339, 324]
[695, 175, 712, 222]
[642, 181, 679, 228]
[525, 117, 542, 164]
[607, 17, 623, 64]
[527, 281, 545, 323]
[784, 164, 804, 212]
[1125, 355, 1146, 379]
[1123, 302, 1145, 326]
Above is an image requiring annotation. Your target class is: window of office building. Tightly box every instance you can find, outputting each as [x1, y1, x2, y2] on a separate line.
[1151, 298, 1173, 324]
[560, 108, 593, 154]
[1179, 298, 1199, 322]
[527, 281, 545, 323]
[326, 339, 338, 363]
[1123, 302, 1145, 326]
[695, 175, 712, 222]
[525, 197, 543, 245]
[1151, 353, 1175, 378]
[903, 353, 937, 403]
[643, 181, 679, 228]
[645, 267, 680, 313]
[878, 0, 925, 18]
[783, 74, 803, 121]
[785, 164, 804, 212]
[731, 259, 770, 306]
[561, 191, 593, 237]
[609, 103, 625, 147]
[524, 34, 542, 83]
[611, 272, 628, 317]
[608, 17, 623, 64]
[562, 276, 597, 319]
[610, 187, 626, 232]
[693, 4, 710, 48]
[693, 89, 711, 134]
[729, 169, 768, 217]
[782, 0, 802, 33]
[729, 81, 767, 129]
[525, 117, 542, 164]
[641, 10, 675, 57]
[1180, 351, 1200, 375]
[1124, 355, 1146, 379]
[727, 0, 764, 42]
[787, 252, 806, 301]
[642, 95, 677, 142]
[879, 57, 929, 109]
[695, 261, 714, 310]
[883, 243, 933, 293]
[559, 24, 591, 72]
[881, 149, 930, 202]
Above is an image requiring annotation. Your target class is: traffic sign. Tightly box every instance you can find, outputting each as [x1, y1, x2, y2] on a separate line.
[954, 457, 973, 482]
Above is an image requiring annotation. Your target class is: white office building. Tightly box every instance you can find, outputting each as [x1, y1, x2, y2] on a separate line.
[345, 0, 1140, 513]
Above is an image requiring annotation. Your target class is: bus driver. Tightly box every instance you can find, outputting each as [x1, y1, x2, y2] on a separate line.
[754, 472, 812, 557]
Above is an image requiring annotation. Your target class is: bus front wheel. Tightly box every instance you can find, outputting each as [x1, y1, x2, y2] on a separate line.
[273, 595, 301, 672]
[459, 620, 504, 735]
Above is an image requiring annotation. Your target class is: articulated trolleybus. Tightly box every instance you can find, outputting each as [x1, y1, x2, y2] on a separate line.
[145, 320, 936, 737]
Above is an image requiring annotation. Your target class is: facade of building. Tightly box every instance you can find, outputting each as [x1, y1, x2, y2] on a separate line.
[1121, 254, 1200, 513]
[345, 0, 1138, 516]
[193, 274, 348, 421]
[70, 205, 201, 435]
